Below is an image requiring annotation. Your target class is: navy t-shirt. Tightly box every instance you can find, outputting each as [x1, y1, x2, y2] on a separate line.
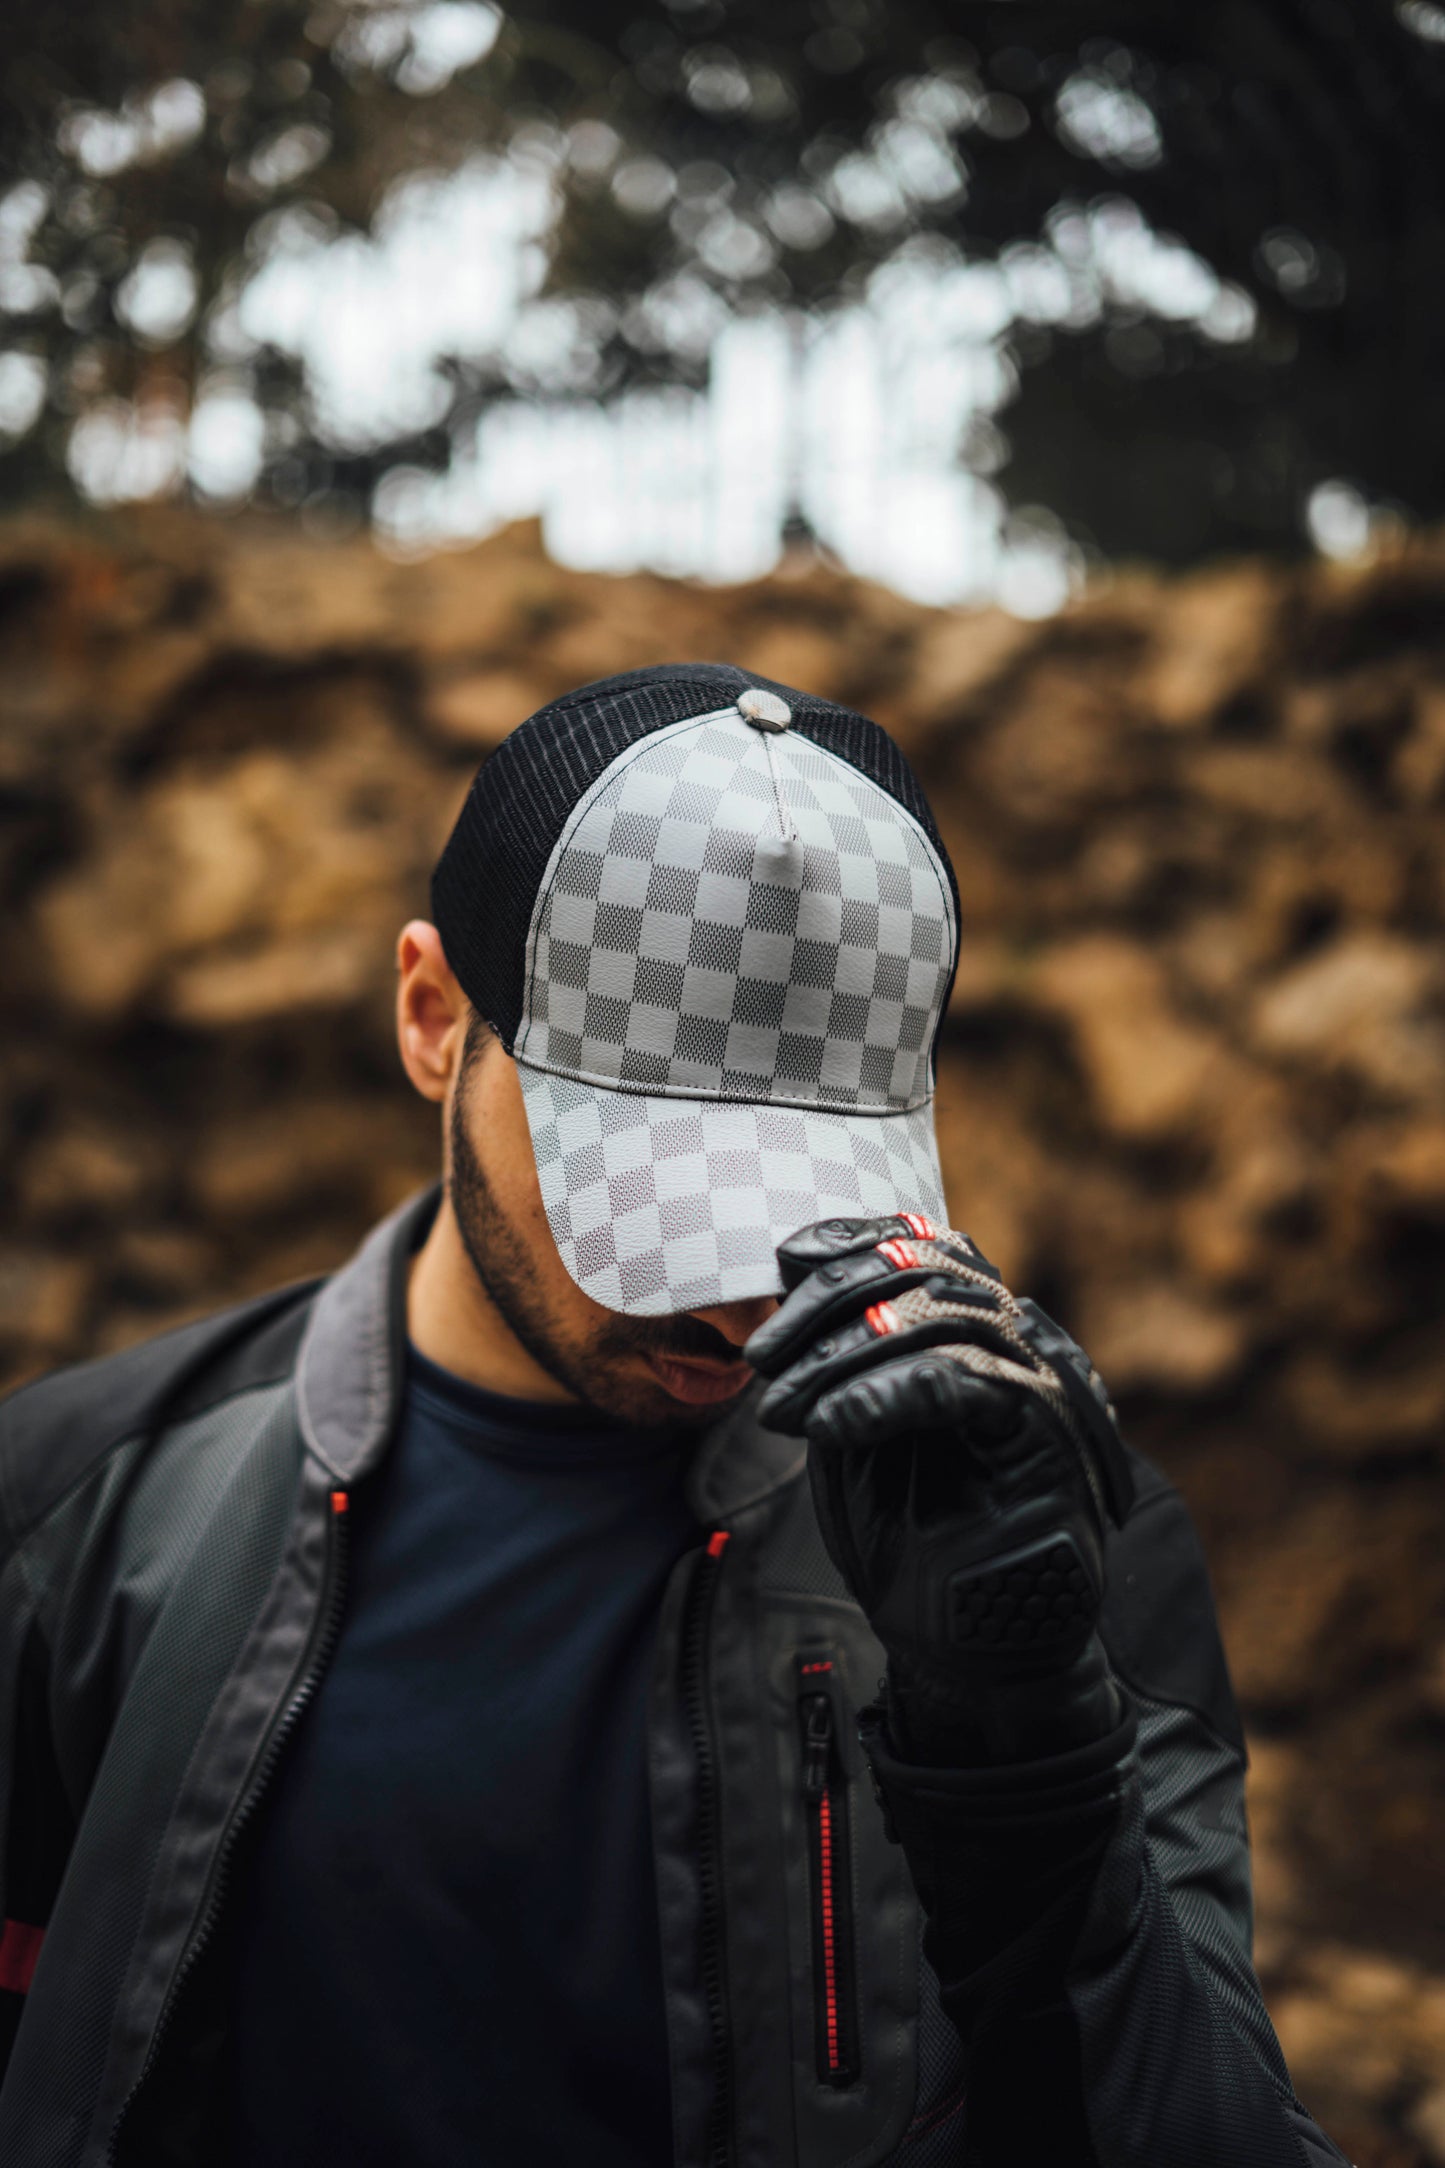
[223, 1348, 698, 2167]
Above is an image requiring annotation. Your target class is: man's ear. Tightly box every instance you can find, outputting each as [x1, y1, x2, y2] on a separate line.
[396, 920, 469, 1105]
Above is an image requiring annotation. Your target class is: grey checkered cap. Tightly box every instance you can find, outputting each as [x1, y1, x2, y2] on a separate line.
[514, 703, 956, 1314]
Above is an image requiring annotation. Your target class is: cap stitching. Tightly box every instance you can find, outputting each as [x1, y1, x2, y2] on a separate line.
[761, 731, 796, 842]
[514, 1051, 935, 1118]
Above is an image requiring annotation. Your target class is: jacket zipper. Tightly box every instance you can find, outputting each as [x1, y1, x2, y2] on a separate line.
[104, 1485, 353, 2164]
[798, 1660, 859, 2089]
[682, 1528, 732, 2168]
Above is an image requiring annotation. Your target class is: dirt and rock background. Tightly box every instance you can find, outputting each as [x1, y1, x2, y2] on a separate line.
[2, 507, 1443, 2162]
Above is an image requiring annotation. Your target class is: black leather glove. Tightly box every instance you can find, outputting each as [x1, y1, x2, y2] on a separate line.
[745, 1214, 1136, 1767]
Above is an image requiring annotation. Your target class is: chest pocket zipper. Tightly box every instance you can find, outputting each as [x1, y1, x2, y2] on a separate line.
[797, 1658, 860, 2089]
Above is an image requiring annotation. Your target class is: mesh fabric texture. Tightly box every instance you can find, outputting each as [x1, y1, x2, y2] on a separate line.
[884, 1938, 969, 2164]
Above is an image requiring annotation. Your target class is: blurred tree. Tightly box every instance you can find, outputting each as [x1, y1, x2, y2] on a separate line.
[2, 0, 1443, 563]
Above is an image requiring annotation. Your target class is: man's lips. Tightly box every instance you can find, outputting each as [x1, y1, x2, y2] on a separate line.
[639, 1349, 754, 1406]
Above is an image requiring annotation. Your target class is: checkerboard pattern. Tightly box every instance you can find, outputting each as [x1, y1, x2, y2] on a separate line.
[514, 711, 956, 1113]
[511, 704, 957, 1313]
[519, 1065, 948, 1314]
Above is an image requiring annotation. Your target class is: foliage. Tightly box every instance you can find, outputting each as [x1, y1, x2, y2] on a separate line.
[3, 0, 1444, 562]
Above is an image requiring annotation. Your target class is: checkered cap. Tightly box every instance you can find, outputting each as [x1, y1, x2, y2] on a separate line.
[508, 701, 956, 1313]
[521, 1076, 945, 1317]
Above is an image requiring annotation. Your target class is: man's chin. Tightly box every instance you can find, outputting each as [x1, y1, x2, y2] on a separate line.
[578, 1353, 754, 1430]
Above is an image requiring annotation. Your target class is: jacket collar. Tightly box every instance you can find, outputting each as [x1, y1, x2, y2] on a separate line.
[296, 1184, 806, 1518]
[295, 1185, 435, 1485]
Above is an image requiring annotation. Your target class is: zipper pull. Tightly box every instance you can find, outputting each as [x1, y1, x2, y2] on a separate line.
[801, 1693, 833, 1803]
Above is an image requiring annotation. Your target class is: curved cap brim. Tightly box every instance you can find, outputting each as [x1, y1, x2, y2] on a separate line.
[518, 1063, 947, 1317]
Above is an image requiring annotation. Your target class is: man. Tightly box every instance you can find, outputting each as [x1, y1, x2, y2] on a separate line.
[0, 662, 1344, 2167]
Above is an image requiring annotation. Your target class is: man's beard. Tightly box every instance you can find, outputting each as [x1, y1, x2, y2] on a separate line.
[447, 1069, 750, 1428]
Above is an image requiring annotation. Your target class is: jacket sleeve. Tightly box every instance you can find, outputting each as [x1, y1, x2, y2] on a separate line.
[860, 1457, 1351, 2168]
[0, 1524, 77, 2090]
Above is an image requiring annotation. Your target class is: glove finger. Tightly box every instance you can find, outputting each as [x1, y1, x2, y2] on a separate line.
[746, 1251, 1002, 1381]
[756, 1290, 1030, 1435]
[747, 1246, 912, 1377]
[773, 1214, 929, 1291]
[1013, 1297, 1135, 1527]
[880, 1284, 1125, 1532]
[807, 1350, 1025, 1454]
[902, 1226, 1004, 1284]
[775, 1215, 1000, 1291]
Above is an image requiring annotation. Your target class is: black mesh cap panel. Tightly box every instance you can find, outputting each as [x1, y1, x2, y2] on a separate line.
[430, 661, 961, 1057]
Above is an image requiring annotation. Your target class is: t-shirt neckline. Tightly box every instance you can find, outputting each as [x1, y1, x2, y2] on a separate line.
[404, 1344, 689, 1468]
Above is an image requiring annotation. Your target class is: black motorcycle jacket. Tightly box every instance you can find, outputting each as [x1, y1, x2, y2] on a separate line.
[0, 1189, 1348, 2166]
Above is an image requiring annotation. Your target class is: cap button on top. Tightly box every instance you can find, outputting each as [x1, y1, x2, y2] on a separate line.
[737, 688, 792, 733]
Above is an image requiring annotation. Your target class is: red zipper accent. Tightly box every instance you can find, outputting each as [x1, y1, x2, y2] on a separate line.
[0, 1918, 44, 1995]
[816, 1791, 842, 2076]
[706, 1528, 730, 1558]
[330, 1489, 349, 1514]
[798, 1667, 858, 2089]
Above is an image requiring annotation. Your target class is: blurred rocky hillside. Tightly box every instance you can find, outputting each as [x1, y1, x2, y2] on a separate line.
[2, 509, 1444, 2164]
